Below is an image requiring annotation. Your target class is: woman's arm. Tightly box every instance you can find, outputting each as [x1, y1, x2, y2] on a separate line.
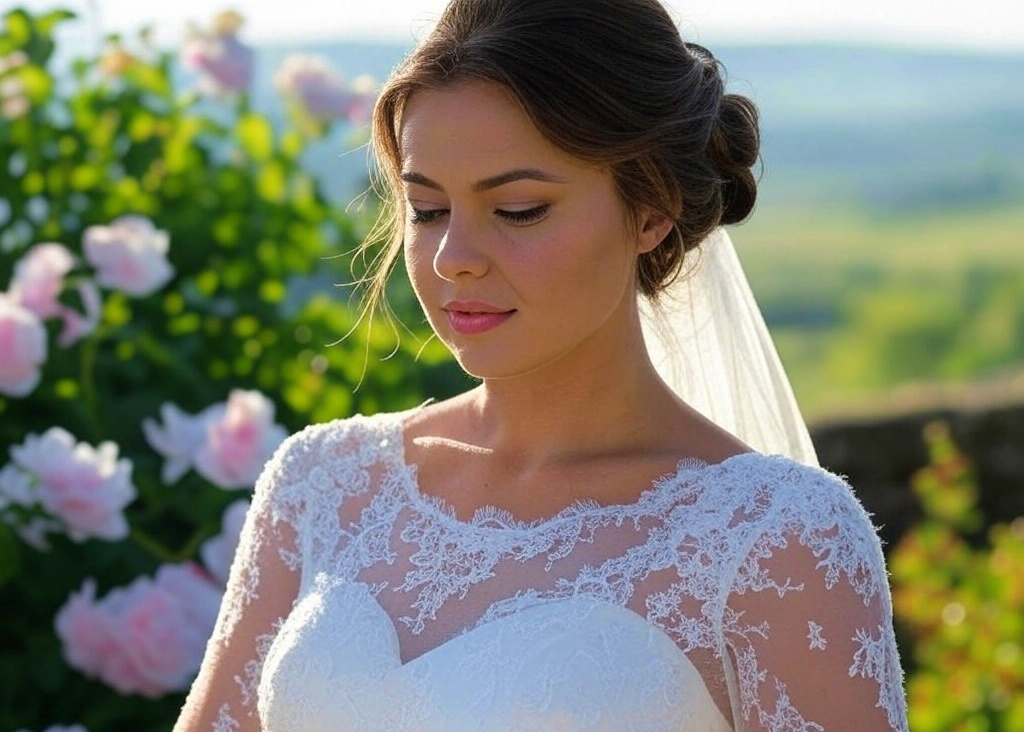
[722, 476, 909, 731]
[172, 438, 304, 732]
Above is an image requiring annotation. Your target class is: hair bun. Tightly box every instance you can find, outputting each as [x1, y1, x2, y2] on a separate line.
[708, 93, 760, 225]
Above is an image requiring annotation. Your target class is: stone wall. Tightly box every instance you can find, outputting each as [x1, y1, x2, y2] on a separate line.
[811, 401, 1024, 549]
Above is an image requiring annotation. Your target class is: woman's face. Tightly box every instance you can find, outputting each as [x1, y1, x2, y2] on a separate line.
[400, 80, 645, 380]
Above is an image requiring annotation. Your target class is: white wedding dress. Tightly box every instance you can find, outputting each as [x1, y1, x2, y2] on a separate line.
[192, 409, 908, 732]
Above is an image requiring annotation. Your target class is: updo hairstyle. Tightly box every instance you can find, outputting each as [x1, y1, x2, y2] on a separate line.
[361, 0, 760, 315]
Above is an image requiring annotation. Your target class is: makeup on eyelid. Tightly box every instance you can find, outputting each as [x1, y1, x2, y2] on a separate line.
[408, 204, 550, 226]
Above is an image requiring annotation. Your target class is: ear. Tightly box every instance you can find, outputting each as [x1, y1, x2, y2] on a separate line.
[636, 209, 674, 254]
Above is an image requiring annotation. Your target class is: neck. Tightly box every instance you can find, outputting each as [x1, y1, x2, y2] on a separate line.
[463, 304, 679, 468]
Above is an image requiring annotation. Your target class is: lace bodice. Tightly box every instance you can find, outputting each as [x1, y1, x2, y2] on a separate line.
[178, 410, 908, 732]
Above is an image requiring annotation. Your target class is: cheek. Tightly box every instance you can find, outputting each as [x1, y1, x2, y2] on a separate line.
[403, 232, 436, 299]
[538, 217, 634, 295]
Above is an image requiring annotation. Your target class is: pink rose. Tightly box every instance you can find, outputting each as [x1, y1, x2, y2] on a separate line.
[56, 280, 102, 347]
[347, 74, 379, 126]
[143, 391, 286, 489]
[154, 562, 223, 634]
[200, 499, 250, 585]
[194, 390, 287, 490]
[83, 215, 173, 297]
[182, 31, 253, 95]
[55, 564, 222, 698]
[0, 294, 47, 397]
[274, 54, 353, 122]
[142, 402, 223, 484]
[0, 463, 61, 550]
[10, 428, 136, 542]
[7, 244, 102, 346]
[8, 242, 75, 319]
[53, 580, 119, 679]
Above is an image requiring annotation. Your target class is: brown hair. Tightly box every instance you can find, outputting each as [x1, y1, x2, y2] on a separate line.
[359, 0, 760, 319]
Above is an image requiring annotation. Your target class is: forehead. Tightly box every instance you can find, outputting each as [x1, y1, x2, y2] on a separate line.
[399, 80, 577, 178]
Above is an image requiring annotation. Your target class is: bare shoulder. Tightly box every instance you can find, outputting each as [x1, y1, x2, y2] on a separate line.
[651, 397, 757, 466]
[400, 390, 481, 445]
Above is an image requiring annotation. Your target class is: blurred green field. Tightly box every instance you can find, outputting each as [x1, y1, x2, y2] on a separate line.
[733, 201, 1024, 421]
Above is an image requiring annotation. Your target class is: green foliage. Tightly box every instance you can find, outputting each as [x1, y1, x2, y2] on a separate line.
[0, 7, 468, 731]
[735, 204, 1024, 418]
[891, 423, 1024, 731]
[816, 266, 1024, 391]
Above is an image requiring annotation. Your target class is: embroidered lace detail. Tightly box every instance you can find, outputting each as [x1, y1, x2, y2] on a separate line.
[211, 704, 239, 732]
[234, 627, 278, 712]
[807, 621, 827, 651]
[181, 411, 909, 732]
[851, 624, 909, 730]
[759, 680, 823, 732]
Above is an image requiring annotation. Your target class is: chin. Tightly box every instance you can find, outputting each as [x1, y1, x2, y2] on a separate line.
[449, 351, 522, 381]
[449, 340, 579, 383]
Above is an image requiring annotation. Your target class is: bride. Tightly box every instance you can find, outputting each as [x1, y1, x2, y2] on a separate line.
[174, 0, 909, 730]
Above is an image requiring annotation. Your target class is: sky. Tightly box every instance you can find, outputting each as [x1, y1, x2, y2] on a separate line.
[10, 0, 1024, 53]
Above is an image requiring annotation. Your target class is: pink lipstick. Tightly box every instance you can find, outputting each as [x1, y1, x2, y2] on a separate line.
[443, 301, 515, 335]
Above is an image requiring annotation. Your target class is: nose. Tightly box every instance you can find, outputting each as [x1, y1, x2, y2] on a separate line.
[432, 212, 490, 281]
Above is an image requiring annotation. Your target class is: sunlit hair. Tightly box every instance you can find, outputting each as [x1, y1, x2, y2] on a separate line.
[357, 0, 760, 324]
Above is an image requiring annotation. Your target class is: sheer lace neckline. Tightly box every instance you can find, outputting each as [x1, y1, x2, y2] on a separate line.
[382, 411, 763, 533]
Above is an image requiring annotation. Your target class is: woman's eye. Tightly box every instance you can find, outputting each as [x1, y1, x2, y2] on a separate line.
[409, 207, 448, 225]
[496, 204, 549, 225]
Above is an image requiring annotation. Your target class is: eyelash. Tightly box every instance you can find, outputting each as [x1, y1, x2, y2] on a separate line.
[408, 205, 550, 226]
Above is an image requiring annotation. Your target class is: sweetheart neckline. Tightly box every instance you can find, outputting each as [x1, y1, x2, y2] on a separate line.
[310, 577, 731, 728]
[260, 577, 733, 732]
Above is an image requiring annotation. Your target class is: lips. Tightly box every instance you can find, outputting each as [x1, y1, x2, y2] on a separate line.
[442, 301, 516, 335]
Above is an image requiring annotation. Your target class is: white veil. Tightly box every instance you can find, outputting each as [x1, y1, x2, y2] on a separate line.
[639, 228, 819, 466]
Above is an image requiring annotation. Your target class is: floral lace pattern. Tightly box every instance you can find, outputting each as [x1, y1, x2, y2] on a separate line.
[181, 410, 909, 732]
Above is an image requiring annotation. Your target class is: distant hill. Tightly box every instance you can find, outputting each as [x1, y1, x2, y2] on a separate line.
[230, 41, 1024, 212]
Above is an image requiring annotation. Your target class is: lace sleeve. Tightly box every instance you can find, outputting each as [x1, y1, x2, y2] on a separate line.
[722, 469, 909, 732]
[172, 427, 314, 732]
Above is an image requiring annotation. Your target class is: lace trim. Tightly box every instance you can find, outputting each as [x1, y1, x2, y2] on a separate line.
[395, 440, 717, 533]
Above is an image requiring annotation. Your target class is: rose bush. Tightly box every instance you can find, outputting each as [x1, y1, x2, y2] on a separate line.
[889, 423, 1024, 730]
[0, 7, 468, 731]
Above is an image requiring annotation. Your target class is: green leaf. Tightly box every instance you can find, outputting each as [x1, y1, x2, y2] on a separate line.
[124, 61, 171, 96]
[3, 9, 32, 47]
[236, 112, 274, 162]
[257, 160, 287, 203]
[70, 163, 103, 191]
[15, 64, 53, 104]
[281, 129, 304, 160]
[36, 9, 76, 36]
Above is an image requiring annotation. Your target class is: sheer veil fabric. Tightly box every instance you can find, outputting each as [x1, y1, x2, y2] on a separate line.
[640, 228, 819, 466]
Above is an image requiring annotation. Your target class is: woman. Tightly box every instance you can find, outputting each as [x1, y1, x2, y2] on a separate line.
[174, 1, 909, 730]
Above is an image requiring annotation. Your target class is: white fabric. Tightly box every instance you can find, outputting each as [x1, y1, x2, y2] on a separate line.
[186, 411, 908, 732]
[640, 228, 819, 465]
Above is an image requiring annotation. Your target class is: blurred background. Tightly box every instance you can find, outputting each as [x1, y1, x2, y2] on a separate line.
[26, 0, 1024, 420]
[2, 0, 1023, 730]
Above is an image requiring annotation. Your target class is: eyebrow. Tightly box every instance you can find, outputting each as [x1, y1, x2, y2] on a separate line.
[401, 168, 568, 192]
